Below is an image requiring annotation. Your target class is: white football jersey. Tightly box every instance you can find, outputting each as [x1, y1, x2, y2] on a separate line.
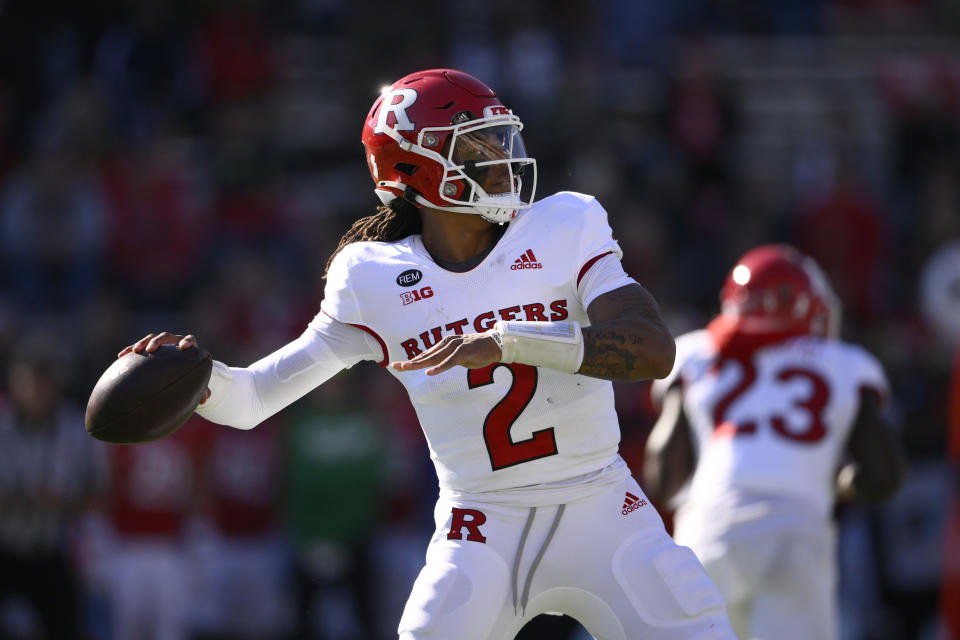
[321, 192, 635, 494]
[652, 330, 889, 518]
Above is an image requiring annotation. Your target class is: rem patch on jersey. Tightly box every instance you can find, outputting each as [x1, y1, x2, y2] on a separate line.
[397, 269, 423, 287]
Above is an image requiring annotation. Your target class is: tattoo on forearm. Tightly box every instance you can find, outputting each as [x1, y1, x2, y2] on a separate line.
[580, 329, 641, 380]
[579, 283, 671, 381]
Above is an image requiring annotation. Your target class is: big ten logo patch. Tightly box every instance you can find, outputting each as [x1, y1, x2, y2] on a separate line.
[401, 286, 433, 306]
[447, 507, 487, 543]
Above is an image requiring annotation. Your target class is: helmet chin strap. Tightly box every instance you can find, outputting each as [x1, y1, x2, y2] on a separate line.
[477, 192, 522, 223]
[375, 179, 521, 223]
[405, 189, 518, 223]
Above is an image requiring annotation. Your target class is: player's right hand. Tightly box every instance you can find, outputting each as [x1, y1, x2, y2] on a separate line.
[118, 332, 200, 357]
[390, 332, 501, 376]
[117, 333, 210, 403]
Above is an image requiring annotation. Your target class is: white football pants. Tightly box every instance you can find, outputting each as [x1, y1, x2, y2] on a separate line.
[674, 497, 837, 640]
[398, 476, 735, 640]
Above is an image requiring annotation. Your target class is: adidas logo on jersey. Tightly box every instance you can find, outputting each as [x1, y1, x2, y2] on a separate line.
[621, 492, 647, 515]
[511, 249, 542, 270]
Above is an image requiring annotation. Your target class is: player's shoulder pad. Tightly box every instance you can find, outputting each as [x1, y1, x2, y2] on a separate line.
[790, 336, 890, 398]
[327, 240, 403, 275]
[323, 240, 409, 324]
[528, 191, 608, 225]
[327, 240, 416, 289]
[528, 191, 621, 264]
[829, 339, 889, 391]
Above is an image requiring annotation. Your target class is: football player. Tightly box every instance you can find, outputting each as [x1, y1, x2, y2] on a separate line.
[122, 69, 736, 639]
[644, 244, 905, 640]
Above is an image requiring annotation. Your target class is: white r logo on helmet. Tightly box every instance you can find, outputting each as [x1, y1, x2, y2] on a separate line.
[374, 89, 417, 134]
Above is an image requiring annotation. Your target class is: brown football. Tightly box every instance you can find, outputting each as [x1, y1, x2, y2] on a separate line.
[85, 345, 213, 444]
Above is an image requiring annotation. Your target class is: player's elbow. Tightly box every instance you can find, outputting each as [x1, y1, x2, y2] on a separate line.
[867, 456, 906, 503]
[625, 337, 674, 381]
[837, 456, 905, 505]
[196, 412, 262, 431]
[645, 332, 676, 380]
[195, 395, 265, 431]
[857, 472, 904, 505]
[230, 417, 264, 431]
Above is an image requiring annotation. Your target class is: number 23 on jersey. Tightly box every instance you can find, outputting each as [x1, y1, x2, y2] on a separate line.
[711, 358, 830, 443]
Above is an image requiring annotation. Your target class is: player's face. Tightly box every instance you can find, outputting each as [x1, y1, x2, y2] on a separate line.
[452, 125, 525, 195]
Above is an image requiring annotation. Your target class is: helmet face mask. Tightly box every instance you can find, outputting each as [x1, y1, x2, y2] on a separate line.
[720, 244, 841, 338]
[439, 120, 534, 218]
[361, 69, 537, 224]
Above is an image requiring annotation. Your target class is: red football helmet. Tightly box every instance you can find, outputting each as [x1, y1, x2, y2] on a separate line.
[719, 244, 841, 337]
[360, 68, 537, 224]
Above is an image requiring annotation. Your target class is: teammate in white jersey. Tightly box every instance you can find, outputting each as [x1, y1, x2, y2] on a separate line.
[644, 244, 904, 640]
[121, 68, 735, 639]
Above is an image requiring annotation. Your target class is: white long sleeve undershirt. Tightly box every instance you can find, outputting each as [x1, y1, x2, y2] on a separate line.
[195, 312, 382, 429]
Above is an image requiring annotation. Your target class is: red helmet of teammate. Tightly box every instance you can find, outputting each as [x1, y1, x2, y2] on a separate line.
[360, 68, 537, 224]
[719, 244, 841, 338]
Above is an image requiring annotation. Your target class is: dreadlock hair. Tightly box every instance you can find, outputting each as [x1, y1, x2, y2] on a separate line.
[324, 197, 422, 278]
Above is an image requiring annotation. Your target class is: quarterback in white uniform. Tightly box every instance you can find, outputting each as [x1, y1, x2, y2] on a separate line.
[645, 245, 904, 640]
[121, 69, 735, 639]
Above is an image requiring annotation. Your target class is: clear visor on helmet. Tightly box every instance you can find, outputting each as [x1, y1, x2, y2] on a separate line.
[453, 125, 526, 168]
[434, 120, 536, 217]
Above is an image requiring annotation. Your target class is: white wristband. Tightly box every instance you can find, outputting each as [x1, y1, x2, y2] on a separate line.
[490, 321, 584, 374]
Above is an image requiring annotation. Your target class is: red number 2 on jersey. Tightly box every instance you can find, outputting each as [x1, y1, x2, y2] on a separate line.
[712, 359, 830, 443]
[467, 363, 558, 470]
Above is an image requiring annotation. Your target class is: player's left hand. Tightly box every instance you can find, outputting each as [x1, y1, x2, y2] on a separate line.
[391, 333, 501, 376]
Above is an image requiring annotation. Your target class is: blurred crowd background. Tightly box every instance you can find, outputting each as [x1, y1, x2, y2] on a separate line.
[1, 0, 959, 639]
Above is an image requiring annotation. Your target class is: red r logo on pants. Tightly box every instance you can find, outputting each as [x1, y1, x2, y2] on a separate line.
[447, 507, 487, 543]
